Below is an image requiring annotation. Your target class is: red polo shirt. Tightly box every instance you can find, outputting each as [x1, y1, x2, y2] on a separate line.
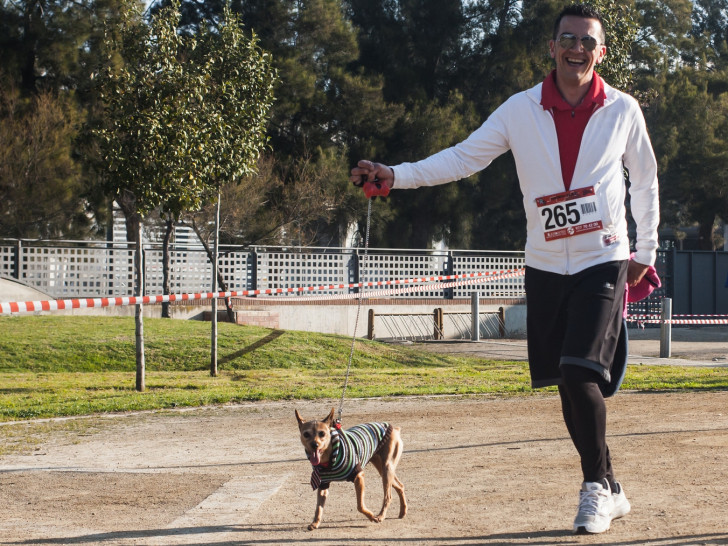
[540, 70, 606, 190]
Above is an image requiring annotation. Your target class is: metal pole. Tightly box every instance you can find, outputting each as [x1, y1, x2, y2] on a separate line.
[660, 297, 672, 358]
[211, 190, 220, 376]
[471, 292, 480, 341]
[134, 227, 145, 392]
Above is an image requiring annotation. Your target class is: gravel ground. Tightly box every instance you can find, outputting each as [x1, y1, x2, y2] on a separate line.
[1, 327, 727, 545]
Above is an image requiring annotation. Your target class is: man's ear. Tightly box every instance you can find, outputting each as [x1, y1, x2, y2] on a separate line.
[596, 45, 607, 64]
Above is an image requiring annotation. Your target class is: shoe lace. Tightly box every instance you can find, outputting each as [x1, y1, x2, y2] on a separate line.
[579, 488, 609, 516]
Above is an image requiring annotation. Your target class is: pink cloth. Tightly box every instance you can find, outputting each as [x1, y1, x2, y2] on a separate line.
[623, 256, 661, 317]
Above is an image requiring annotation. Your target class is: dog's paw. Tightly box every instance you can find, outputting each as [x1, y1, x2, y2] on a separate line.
[307, 523, 319, 531]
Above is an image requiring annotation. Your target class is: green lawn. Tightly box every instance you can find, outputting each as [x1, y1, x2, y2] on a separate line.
[0, 315, 726, 421]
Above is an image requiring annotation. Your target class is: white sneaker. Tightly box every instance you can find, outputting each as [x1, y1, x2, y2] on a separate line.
[573, 480, 614, 534]
[611, 481, 631, 519]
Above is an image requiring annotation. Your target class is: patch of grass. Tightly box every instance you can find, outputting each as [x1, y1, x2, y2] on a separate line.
[0, 316, 726, 422]
[0, 416, 115, 456]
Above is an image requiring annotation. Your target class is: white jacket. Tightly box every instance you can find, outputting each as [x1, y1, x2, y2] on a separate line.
[392, 79, 660, 275]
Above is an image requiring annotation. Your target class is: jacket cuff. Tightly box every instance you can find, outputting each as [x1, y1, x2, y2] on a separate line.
[632, 248, 657, 268]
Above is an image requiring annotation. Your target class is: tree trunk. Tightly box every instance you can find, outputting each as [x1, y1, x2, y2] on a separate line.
[187, 219, 236, 322]
[161, 219, 174, 318]
[698, 213, 717, 250]
[116, 192, 146, 392]
[21, 1, 42, 94]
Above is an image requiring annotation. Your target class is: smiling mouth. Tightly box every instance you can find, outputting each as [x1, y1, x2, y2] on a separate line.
[566, 57, 586, 66]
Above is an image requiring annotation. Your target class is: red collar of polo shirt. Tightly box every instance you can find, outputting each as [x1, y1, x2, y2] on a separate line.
[540, 69, 606, 112]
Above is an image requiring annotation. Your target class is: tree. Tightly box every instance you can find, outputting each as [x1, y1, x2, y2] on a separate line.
[346, 0, 466, 105]
[648, 68, 728, 249]
[0, 0, 97, 96]
[591, 0, 641, 92]
[0, 0, 125, 239]
[344, 0, 479, 248]
[0, 83, 88, 238]
[185, 149, 348, 248]
[632, 0, 694, 75]
[154, 0, 399, 246]
[87, 0, 275, 387]
[690, 0, 728, 70]
[637, 1, 728, 249]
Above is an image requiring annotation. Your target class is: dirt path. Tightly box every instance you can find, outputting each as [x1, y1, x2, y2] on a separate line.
[1, 390, 728, 545]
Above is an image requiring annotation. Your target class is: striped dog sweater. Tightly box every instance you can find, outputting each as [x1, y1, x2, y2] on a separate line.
[310, 422, 392, 490]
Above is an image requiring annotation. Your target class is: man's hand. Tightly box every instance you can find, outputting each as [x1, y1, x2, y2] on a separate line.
[627, 260, 649, 287]
[350, 160, 394, 189]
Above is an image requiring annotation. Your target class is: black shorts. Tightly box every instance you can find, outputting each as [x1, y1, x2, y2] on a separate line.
[525, 260, 628, 388]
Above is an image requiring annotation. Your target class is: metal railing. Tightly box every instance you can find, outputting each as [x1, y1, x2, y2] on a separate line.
[0, 239, 526, 300]
[367, 307, 506, 341]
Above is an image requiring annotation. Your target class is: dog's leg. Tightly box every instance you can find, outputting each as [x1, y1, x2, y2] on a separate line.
[371, 427, 407, 521]
[392, 474, 407, 518]
[373, 457, 394, 522]
[389, 431, 407, 519]
[308, 488, 328, 530]
[353, 472, 378, 522]
[371, 456, 406, 521]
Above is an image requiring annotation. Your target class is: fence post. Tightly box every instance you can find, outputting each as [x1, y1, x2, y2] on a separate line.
[471, 292, 480, 341]
[368, 309, 375, 340]
[660, 297, 672, 358]
[444, 251, 454, 299]
[434, 308, 444, 340]
[248, 250, 258, 295]
[13, 240, 21, 280]
[498, 306, 505, 338]
[350, 251, 360, 295]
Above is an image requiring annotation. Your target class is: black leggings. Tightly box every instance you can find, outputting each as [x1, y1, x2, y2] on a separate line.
[558, 364, 615, 487]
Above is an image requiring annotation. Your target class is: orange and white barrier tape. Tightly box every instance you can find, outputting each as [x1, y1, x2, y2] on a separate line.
[249, 268, 526, 301]
[626, 314, 728, 325]
[0, 268, 526, 315]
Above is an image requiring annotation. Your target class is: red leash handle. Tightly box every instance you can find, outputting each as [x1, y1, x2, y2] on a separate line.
[354, 174, 390, 199]
[363, 179, 390, 199]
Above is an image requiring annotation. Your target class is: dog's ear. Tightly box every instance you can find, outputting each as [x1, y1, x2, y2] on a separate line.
[295, 409, 305, 429]
[322, 407, 335, 427]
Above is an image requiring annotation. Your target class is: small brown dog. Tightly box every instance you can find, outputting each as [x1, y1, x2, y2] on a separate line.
[295, 407, 407, 530]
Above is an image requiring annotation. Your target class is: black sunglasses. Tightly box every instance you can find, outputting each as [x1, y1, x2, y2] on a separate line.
[557, 33, 601, 52]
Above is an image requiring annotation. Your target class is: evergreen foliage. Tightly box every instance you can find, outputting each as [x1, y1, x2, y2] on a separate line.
[2, 1, 728, 250]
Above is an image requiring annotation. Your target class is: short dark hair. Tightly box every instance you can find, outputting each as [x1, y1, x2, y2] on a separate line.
[553, 3, 605, 43]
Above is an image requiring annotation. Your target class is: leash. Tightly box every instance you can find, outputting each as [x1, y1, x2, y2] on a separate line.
[336, 176, 389, 425]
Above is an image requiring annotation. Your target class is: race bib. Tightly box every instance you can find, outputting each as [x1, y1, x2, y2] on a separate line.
[536, 186, 603, 241]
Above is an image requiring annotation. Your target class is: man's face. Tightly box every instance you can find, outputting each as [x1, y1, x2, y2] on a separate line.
[549, 15, 606, 89]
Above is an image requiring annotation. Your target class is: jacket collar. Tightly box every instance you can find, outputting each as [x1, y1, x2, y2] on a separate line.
[540, 69, 606, 111]
[526, 72, 617, 108]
